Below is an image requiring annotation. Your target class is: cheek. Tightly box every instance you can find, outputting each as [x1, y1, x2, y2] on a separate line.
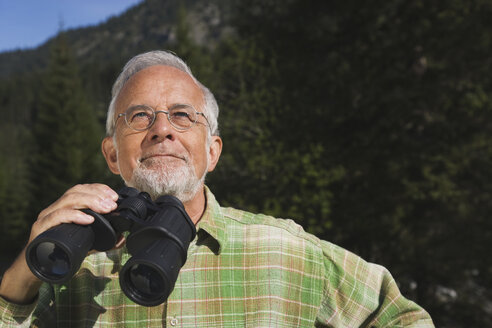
[116, 138, 141, 179]
[117, 151, 135, 181]
[181, 130, 209, 172]
[192, 142, 210, 174]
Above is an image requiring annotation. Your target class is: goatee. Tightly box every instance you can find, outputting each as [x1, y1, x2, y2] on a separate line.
[126, 157, 206, 202]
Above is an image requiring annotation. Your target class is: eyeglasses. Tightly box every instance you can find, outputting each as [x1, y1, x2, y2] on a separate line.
[116, 104, 210, 132]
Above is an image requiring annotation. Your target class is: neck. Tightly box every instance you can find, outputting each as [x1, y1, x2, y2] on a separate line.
[182, 187, 207, 225]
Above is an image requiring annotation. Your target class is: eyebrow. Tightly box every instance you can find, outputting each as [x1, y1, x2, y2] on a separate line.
[125, 103, 195, 110]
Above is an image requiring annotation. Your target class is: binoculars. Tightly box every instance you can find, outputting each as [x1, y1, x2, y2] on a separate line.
[25, 187, 196, 307]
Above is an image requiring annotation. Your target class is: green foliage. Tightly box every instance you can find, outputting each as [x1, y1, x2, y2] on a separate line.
[31, 33, 106, 212]
[208, 37, 345, 237]
[0, 124, 32, 261]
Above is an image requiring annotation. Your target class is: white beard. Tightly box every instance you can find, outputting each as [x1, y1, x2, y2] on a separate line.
[126, 156, 206, 202]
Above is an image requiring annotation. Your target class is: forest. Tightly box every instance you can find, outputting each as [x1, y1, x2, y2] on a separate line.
[0, 0, 491, 326]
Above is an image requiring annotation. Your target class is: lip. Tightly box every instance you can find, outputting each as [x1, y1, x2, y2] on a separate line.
[140, 153, 186, 162]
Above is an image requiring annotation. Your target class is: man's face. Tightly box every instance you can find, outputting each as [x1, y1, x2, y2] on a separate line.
[102, 65, 222, 201]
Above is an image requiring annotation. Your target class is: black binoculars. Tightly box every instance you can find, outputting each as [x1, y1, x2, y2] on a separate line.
[25, 187, 196, 307]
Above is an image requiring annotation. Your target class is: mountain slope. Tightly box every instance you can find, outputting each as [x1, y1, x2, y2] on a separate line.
[0, 0, 230, 79]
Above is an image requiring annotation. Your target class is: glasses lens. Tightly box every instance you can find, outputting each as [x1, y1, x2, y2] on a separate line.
[33, 242, 71, 279]
[126, 106, 154, 131]
[168, 105, 196, 129]
[128, 263, 165, 300]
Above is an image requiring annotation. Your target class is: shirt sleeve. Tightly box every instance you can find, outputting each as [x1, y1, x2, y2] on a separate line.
[0, 294, 37, 328]
[315, 240, 435, 327]
[0, 283, 55, 328]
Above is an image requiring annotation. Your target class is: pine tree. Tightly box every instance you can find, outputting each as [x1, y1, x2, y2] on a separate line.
[0, 123, 32, 267]
[31, 32, 105, 212]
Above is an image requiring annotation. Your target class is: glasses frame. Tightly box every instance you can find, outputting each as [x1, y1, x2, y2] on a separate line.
[116, 104, 210, 133]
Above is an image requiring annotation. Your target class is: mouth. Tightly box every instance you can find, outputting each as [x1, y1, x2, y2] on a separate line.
[139, 153, 187, 163]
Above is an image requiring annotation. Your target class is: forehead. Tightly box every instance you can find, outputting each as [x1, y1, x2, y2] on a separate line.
[115, 65, 204, 113]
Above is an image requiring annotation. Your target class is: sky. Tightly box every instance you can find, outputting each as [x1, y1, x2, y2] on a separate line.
[0, 0, 144, 53]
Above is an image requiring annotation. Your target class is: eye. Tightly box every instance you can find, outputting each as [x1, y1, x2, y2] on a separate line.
[126, 106, 154, 129]
[131, 111, 152, 121]
[171, 110, 192, 120]
[169, 106, 195, 127]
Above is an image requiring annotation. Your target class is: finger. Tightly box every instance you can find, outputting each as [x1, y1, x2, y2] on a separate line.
[75, 183, 119, 201]
[74, 184, 119, 211]
[39, 187, 118, 219]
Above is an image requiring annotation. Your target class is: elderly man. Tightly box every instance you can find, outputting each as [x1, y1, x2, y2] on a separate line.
[0, 51, 434, 327]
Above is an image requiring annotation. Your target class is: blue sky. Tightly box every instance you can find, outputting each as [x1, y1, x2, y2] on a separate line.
[0, 0, 143, 53]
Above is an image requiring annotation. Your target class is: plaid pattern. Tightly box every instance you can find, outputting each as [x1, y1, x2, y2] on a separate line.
[1, 187, 434, 327]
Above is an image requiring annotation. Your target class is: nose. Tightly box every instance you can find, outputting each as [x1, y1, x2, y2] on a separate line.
[146, 111, 175, 142]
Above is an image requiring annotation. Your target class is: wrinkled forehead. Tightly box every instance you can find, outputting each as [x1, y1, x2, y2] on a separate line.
[115, 65, 205, 114]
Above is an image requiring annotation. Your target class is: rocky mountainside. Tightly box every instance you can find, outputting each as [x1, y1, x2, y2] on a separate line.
[0, 0, 231, 78]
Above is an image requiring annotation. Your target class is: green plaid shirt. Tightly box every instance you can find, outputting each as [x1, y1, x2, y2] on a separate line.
[1, 187, 433, 327]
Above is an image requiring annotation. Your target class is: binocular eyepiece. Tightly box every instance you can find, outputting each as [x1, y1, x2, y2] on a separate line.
[25, 187, 196, 307]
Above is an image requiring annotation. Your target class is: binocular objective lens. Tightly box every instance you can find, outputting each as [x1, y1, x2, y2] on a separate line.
[128, 264, 165, 299]
[33, 242, 71, 278]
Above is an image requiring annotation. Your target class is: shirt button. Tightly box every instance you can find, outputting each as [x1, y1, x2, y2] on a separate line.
[170, 318, 178, 326]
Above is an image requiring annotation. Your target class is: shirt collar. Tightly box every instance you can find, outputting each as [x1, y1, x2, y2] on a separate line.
[195, 186, 227, 254]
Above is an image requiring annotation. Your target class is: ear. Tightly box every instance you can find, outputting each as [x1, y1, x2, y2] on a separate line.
[207, 136, 223, 173]
[101, 137, 120, 175]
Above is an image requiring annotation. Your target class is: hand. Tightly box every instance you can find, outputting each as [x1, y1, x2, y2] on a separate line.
[0, 183, 118, 305]
[28, 183, 118, 244]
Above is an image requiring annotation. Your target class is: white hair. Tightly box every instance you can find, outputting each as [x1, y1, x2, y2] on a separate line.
[105, 50, 219, 137]
[127, 156, 207, 202]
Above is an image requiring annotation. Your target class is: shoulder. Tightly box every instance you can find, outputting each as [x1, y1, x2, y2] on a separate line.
[205, 191, 392, 289]
[218, 206, 363, 279]
[221, 206, 384, 272]
[221, 206, 324, 249]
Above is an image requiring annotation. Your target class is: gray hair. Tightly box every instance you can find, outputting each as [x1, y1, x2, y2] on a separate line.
[105, 50, 219, 137]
